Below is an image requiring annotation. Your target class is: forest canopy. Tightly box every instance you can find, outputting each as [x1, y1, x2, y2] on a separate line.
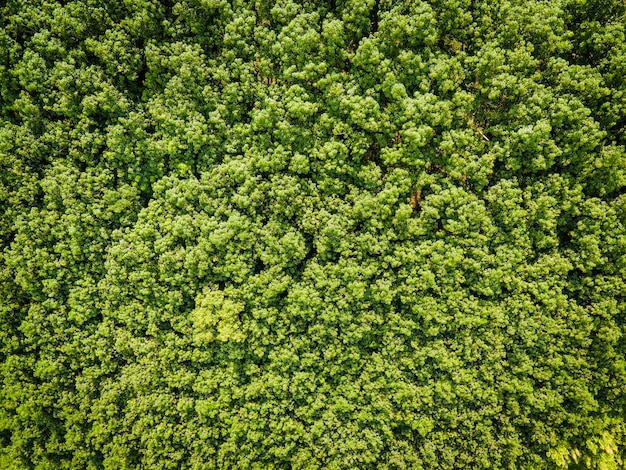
[1, 0, 625, 468]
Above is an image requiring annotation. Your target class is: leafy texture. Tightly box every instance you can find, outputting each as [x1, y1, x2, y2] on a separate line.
[1, 0, 625, 468]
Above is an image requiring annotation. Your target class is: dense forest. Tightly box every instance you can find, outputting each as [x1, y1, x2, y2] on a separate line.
[1, 0, 625, 468]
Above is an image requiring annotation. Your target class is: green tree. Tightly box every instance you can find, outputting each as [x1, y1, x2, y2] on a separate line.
[1, 0, 624, 468]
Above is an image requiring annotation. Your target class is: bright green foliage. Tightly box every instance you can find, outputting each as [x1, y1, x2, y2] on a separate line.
[1, 0, 625, 468]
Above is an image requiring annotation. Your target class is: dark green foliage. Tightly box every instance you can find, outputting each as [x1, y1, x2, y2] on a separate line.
[1, 0, 625, 468]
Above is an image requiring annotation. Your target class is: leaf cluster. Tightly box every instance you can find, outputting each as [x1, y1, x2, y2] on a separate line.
[1, 0, 625, 468]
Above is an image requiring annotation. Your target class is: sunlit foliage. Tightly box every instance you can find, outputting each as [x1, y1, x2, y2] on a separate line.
[1, 0, 625, 468]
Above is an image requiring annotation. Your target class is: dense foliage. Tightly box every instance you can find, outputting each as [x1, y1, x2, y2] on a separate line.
[1, 0, 625, 468]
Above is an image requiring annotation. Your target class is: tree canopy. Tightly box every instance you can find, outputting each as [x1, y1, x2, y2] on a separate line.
[1, 0, 625, 468]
